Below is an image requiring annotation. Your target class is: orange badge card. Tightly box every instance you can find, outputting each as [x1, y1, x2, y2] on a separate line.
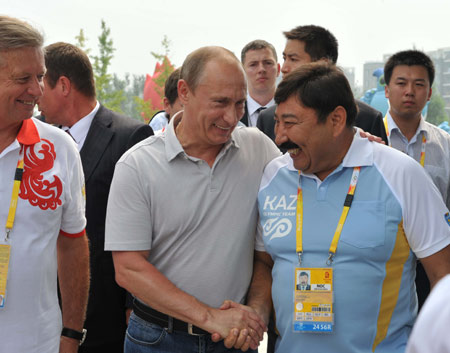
[293, 268, 334, 333]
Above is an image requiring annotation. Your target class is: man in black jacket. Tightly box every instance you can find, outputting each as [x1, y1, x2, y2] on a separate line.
[257, 25, 387, 151]
[38, 42, 153, 353]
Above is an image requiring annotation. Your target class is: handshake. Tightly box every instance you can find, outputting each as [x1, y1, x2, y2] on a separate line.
[207, 300, 268, 352]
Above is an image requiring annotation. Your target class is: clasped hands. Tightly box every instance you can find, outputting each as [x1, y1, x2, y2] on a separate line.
[210, 300, 267, 352]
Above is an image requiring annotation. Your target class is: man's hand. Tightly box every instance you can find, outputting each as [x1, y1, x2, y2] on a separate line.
[210, 300, 267, 351]
[59, 336, 79, 353]
[359, 129, 385, 144]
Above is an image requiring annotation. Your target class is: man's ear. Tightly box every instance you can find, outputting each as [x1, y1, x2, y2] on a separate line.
[177, 79, 190, 105]
[385, 84, 390, 99]
[330, 106, 347, 137]
[427, 86, 432, 102]
[58, 76, 72, 97]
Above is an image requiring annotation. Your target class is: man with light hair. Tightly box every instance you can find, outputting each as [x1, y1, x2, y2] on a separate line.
[0, 15, 89, 353]
[240, 39, 280, 127]
[106, 46, 280, 352]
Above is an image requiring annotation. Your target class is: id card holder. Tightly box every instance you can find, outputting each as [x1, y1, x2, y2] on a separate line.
[0, 241, 12, 309]
[293, 267, 334, 333]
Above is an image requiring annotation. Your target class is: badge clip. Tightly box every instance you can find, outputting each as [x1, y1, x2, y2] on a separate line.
[326, 253, 334, 266]
[297, 251, 303, 266]
[4, 228, 11, 242]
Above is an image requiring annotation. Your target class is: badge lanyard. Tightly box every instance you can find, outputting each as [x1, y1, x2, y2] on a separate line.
[5, 149, 24, 240]
[296, 166, 361, 266]
[384, 115, 426, 167]
[293, 167, 360, 334]
[1, 148, 24, 308]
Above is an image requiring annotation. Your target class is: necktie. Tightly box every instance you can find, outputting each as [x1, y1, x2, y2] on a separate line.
[256, 106, 267, 117]
[254, 106, 267, 126]
[64, 128, 75, 142]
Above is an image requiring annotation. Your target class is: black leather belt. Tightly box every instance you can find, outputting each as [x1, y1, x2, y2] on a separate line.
[132, 299, 209, 336]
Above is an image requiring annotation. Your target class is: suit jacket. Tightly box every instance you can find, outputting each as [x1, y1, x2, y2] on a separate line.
[80, 105, 153, 348]
[256, 100, 388, 152]
[240, 101, 250, 126]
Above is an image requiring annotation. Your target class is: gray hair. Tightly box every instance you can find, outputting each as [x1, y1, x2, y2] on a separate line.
[0, 15, 43, 51]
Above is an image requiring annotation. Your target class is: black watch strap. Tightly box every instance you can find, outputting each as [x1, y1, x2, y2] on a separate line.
[61, 327, 87, 345]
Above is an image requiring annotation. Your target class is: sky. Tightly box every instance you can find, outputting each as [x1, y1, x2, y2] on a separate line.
[3, 0, 450, 86]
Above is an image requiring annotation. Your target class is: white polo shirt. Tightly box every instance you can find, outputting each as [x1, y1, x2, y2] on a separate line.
[0, 118, 86, 353]
[385, 112, 450, 209]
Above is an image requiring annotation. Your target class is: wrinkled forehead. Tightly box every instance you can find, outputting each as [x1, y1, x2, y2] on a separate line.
[0, 46, 44, 73]
[197, 58, 247, 90]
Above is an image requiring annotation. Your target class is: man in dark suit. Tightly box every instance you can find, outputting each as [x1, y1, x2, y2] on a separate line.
[37, 42, 153, 353]
[296, 272, 311, 291]
[257, 25, 388, 149]
[240, 40, 280, 127]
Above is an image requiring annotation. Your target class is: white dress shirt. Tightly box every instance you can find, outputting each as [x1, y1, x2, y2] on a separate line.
[63, 101, 100, 151]
[246, 94, 275, 127]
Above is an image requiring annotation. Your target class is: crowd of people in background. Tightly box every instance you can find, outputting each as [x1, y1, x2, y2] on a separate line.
[1, 14, 449, 353]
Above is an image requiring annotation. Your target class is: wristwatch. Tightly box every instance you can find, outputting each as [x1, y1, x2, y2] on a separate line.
[61, 327, 87, 346]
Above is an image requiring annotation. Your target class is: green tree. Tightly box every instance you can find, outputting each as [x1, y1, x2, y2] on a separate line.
[74, 29, 90, 55]
[74, 22, 173, 122]
[112, 73, 146, 120]
[90, 20, 126, 113]
[427, 86, 449, 126]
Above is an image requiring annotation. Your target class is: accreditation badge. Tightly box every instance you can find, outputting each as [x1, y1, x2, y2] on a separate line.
[293, 267, 334, 333]
[0, 241, 12, 309]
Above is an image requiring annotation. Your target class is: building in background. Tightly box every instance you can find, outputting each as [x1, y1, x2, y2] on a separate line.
[427, 47, 450, 116]
[343, 66, 355, 92]
[363, 61, 385, 93]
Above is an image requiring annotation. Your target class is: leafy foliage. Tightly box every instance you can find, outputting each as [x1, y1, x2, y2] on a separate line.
[427, 86, 449, 126]
[90, 20, 126, 113]
[74, 21, 173, 122]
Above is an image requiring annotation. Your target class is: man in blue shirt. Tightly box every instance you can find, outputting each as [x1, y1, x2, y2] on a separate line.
[252, 63, 450, 352]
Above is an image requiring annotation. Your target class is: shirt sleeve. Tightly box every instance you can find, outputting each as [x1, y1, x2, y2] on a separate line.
[254, 216, 266, 252]
[60, 143, 86, 236]
[400, 159, 450, 258]
[105, 158, 152, 251]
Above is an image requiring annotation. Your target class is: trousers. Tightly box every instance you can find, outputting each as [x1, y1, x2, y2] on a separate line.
[125, 312, 258, 353]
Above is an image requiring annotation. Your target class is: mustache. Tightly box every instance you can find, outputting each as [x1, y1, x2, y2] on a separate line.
[278, 140, 299, 150]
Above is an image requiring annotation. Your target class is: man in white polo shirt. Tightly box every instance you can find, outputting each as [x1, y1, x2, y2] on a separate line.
[0, 16, 89, 353]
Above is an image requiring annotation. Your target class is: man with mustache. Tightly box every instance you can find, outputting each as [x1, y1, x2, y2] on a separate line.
[240, 40, 280, 128]
[257, 25, 388, 148]
[383, 50, 450, 308]
[253, 62, 450, 352]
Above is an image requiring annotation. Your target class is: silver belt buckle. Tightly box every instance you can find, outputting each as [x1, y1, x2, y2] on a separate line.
[188, 323, 203, 336]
